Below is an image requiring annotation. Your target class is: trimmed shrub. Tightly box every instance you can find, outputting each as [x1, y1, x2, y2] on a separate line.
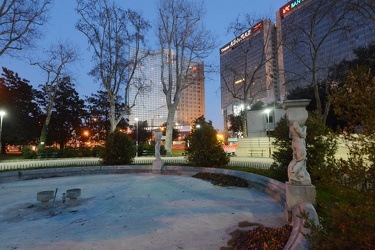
[185, 117, 229, 168]
[101, 130, 136, 165]
[22, 146, 37, 159]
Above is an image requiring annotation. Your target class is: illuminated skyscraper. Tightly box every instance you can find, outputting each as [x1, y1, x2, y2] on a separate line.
[128, 48, 204, 128]
[276, 0, 375, 95]
[220, 20, 278, 113]
[220, 19, 278, 126]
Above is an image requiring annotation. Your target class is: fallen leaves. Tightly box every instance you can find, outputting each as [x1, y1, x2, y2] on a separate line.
[222, 222, 292, 250]
[192, 172, 249, 187]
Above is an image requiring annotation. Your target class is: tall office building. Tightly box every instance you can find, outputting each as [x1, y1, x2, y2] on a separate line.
[128, 48, 168, 127]
[176, 62, 205, 126]
[220, 19, 278, 123]
[128, 48, 205, 128]
[276, 0, 375, 95]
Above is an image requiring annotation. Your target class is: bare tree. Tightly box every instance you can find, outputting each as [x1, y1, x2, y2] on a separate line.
[32, 42, 78, 150]
[0, 0, 51, 57]
[157, 0, 216, 155]
[221, 17, 279, 137]
[76, 0, 151, 132]
[350, 0, 375, 21]
[279, 0, 359, 123]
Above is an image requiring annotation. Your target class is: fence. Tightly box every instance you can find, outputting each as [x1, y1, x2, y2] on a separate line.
[0, 157, 271, 171]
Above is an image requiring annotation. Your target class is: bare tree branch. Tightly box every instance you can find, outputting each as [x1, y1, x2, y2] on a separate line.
[76, 0, 151, 132]
[157, 0, 216, 154]
[0, 0, 51, 57]
[32, 42, 78, 150]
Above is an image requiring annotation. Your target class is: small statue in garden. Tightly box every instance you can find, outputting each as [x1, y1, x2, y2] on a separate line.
[154, 129, 162, 160]
[288, 121, 311, 185]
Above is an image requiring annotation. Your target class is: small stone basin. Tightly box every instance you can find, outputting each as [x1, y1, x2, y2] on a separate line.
[37, 191, 54, 203]
[66, 188, 81, 199]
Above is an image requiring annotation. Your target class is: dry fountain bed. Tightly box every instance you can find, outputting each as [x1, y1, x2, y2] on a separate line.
[0, 171, 290, 249]
[193, 172, 292, 250]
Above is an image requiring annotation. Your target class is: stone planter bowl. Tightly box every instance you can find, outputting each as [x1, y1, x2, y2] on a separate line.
[37, 190, 55, 203]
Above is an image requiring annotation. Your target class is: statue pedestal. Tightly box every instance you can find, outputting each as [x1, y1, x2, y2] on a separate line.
[152, 158, 164, 174]
[285, 182, 316, 223]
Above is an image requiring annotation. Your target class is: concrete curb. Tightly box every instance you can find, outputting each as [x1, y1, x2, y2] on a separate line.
[0, 165, 317, 249]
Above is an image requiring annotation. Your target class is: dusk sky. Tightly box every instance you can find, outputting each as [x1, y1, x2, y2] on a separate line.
[1, 0, 287, 129]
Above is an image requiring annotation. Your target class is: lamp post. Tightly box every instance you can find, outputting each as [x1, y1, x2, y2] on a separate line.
[264, 108, 271, 158]
[135, 118, 139, 157]
[0, 111, 5, 154]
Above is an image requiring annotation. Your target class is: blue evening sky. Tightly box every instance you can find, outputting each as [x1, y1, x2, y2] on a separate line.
[1, 0, 287, 129]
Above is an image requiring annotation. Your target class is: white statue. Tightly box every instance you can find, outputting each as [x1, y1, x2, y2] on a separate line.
[288, 121, 311, 185]
[154, 130, 162, 160]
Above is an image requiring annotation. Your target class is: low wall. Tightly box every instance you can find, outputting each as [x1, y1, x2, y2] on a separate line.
[0, 165, 317, 250]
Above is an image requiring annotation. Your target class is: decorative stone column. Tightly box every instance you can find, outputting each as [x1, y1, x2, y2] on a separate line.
[282, 99, 316, 222]
[152, 129, 164, 173]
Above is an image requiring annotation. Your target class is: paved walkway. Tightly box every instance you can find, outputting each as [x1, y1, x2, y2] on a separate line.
[0, 173, 285, 250]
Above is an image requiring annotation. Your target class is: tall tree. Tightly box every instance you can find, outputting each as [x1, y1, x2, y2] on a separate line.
[44, 77, 86, 150]
[221, 18, 278, 137]
[280, 0, 358, 124]
[331, 66, 375, 133]
[76, 0, 151, 132]
[157, 0, 216, 154]
[0, 67, 41, 153]
[32, 42, 78, 151]
[0, 0, 51, 57]
[85, 90, 128, 144]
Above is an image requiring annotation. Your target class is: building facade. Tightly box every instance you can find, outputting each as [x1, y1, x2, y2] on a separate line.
[220, 0, 375, 135]
[220, 19, 279, 114]
[277, 0, 375, 95]
[176, 62, 205, 126]
[128, 48, 205, 128]
[220, 19, 279, 132]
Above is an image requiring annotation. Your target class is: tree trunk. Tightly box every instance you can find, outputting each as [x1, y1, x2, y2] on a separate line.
[241, 111, 248, 138]
[109, 95, 117, 132]
[38, 122, 48, 151]
[164, 107, 176, 156]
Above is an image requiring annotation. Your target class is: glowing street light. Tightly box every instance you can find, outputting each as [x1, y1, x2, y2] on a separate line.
[0, 111, 5, 154]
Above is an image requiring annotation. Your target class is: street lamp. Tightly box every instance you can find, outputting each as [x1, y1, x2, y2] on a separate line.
[0, 111, 5, 154]
[264, 108, 271, 158]
[135, 118, 139, 157]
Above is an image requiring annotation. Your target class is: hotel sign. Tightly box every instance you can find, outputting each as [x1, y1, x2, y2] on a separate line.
[220, 21, 263, 55]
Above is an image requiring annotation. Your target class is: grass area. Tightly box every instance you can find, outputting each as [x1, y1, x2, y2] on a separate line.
[171, 149, 185, 156]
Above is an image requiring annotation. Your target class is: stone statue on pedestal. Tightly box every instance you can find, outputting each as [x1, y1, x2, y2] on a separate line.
[288, 121, 311, 185]
[154, 130, 162, 160]
[282, 100, 316, 223]
[282, 100, 312, 186]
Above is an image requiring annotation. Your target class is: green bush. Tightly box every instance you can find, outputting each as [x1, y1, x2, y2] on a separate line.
[22, 146, 37, 159]
[37, 147, 60, 158]
[101, 130, 136, 165]
[185, 116, 229, 168]
[270, 112, 337, 183]
[91, 145, 103, 157]
[137, 143, 144, 156]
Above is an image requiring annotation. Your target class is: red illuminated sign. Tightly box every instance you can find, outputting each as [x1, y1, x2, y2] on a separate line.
[280, 0, 307, 18]
[252, 21, 263, 33]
